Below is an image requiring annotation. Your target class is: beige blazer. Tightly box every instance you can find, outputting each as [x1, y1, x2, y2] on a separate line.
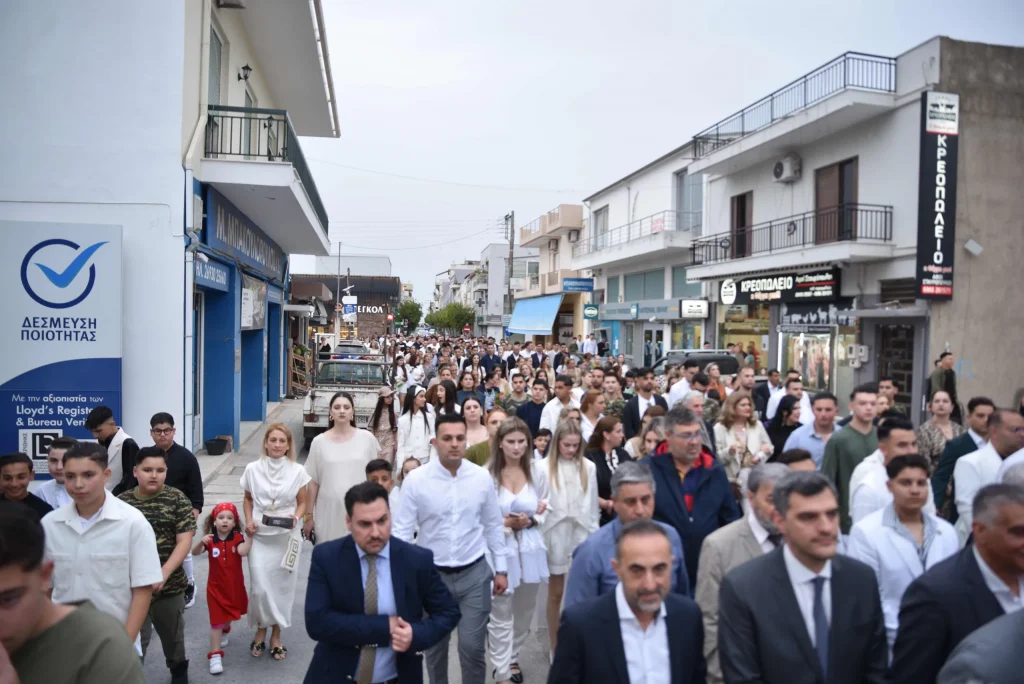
[695, 516, 767, 684]
[714, 421, 772, 483]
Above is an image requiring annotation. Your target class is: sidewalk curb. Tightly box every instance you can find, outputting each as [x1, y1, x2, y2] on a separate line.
[201, 402, 290, 487]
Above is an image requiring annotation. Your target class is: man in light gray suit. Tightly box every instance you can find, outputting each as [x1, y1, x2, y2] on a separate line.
[695, 463, 789, 684]
[938, 609, 1024, 683]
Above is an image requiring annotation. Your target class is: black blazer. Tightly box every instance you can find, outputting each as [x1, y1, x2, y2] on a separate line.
[304, 536, 461, 684]
[718, 547, 888, 684]
[585, 448, 634, 526]
[931, 432, 980, 514]
[888, 546, 1005, 684]
[622, 393, 669, 440]
[548, 590, 706, 684]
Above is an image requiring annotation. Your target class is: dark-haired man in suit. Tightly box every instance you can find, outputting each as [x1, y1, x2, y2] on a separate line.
[622, 367, 668, 440]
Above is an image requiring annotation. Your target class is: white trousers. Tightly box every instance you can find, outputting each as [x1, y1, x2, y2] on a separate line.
[487, 582, 541, 681]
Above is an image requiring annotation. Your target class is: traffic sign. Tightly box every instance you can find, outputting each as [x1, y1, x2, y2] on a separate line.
[386, 313, 394, 321]
[463, 324, 471, 333]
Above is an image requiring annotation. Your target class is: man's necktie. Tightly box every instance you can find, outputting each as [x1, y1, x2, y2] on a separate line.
[811, 576, 829, 676]
[356, 554, 378, 684]
[767, 533, 783, 548]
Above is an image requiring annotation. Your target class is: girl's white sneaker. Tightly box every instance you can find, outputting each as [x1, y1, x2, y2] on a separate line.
[209, 653, 224, 675]
[220, 633, 229, 648]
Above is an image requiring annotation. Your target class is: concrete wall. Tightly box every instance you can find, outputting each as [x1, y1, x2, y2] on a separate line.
[929, 38, 1024, 406]
[0, 0, 186, 442]
[587, 148, 694, 232]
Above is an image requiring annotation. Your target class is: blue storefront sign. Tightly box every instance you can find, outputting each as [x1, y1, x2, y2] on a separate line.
[1, 221, 122, 476]
[205, 187, 286, 282]
[195, 257, 230, 292]
[562, 277, 594, 292]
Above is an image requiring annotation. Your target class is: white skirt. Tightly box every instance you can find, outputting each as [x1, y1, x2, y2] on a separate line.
[247, 527, 303, 629]
[543, 519, 591, 575]
[499, 528, 550, 592]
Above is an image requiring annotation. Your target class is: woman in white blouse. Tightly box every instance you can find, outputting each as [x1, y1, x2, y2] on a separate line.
[579, 389, 605, 444]
[486, 417, 549, 684]
[406, 350, 426, 386]
[714, 391, 772, 513]
[395, 385, 434, 473]
[538, 419, 597, 654]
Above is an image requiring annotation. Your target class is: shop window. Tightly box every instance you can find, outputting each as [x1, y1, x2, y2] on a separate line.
[717, 302, 770, 374]
[671, 266, 701, 298]
[607, 276, 620, 304]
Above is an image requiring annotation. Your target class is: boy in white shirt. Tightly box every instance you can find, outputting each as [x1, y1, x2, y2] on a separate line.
[34, 437, 75, 510]
[41, 442, 163, 653]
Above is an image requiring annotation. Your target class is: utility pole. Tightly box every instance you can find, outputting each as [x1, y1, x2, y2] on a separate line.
[504, 210, 515, 341]
[346, 267, 353, 340]
[334, 242, 341, 341]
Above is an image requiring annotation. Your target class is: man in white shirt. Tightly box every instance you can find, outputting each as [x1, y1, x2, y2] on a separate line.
[392, 413, 508, 684]
[34, 437, 75, 510]
[41, 442, 163, 652]
[953, 409, 1024, 544]
[549, 520, 706, 683]
[849, 419, 936, 525]
[996, 447, 1024, 482]
[582, 334, 598, 357]
[766, 376, 814, 426]
[540, 375, 579, 433]
[667, 359, 701, 408]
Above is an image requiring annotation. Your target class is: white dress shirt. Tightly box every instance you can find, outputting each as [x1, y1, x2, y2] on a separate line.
[766, 391, 814, 425]
[667, 378, 691, 408]
[747, 509, 777, 554]
[358, 542, 399, 683]
[849, 452, 936, 525]
[615, 582, 670, 684]
[42, 491, 164, 626]
[972, 546, 1024, 614]
[782, 544, 832, 647]
[967, 429, 986, 449]
[953, 442, 1004, 544]
[392, 457, 507, 572]
[636, 392, 656, 421]
[996, 447, 1024, 483]
[540, 396, 579, 433]
[35, 479, 73, 509]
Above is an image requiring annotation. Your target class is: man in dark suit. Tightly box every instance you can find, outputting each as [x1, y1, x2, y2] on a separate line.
[549, 520, 706, 684]
[888, 483, 1024, 684]
[622, 367, 669, 440]
[754, 368, 782, 413]
[717, 471, 888, 684]
[304, 482, 460, 684]
[648, 405, 739, 586]
[932, 396, 996, 515]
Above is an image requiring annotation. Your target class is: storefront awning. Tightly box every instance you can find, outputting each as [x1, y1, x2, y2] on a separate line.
[507, 295, 563, 335]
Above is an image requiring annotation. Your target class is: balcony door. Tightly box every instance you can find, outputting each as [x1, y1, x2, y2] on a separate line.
[815, 157, 858, 244]
[730, 191, 753, 258]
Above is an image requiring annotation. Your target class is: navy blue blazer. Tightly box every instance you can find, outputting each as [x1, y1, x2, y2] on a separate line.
[548, 590, 706, 684]
[647, 447, 740, 586]
[304, 535, 460, 684]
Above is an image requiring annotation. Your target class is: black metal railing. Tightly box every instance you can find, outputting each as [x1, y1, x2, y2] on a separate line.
[205, 105, 328, 236]
[692, 53, 896, 157]
[572, 209, 701, 258]
[689, 204, 892, 265]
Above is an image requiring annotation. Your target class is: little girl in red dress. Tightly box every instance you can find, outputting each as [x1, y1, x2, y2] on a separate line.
[193, 502, 252, 675]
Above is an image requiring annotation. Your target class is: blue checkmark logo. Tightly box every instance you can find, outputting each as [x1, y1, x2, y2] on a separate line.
[21, 239, 107, 309]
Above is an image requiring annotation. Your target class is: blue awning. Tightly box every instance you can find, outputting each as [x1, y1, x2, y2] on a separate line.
[507, 294, 563, 335]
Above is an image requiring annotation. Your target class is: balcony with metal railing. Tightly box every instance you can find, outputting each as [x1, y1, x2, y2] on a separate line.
[514, 273, 544, 299]
[201, 105, 331, 255]
[519, 215, 548, 248]
[689, 52, 897, 176]
[571, 209, 701, 271]
[687, 204, 894, 279]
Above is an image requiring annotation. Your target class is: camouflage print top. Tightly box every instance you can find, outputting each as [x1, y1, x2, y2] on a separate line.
[500, 394, 531, 416]
[604, 398, 627, 420]
[118, 486, 196, 596]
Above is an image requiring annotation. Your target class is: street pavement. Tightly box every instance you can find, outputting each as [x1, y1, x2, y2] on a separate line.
[142, 399, 553, 683]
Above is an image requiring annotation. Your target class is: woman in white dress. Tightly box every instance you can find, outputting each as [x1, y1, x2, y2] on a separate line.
[486, 417, 550, 684]
[538, 418, 598, 653]
[240, 423, 310, 660]
[407, 350, 426, 386]
[579, 389, 605, 444]
[461, 396, 489, 448]
[395, 384, 435, 473]
[714, 391, 772, 514]
[303, 392, 381, 544]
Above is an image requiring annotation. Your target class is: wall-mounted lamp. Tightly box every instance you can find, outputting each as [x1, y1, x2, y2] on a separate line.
[238, 64, 253, 81]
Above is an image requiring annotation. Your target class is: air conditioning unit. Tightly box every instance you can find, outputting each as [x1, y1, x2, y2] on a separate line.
[548, 239, 559, 252]
[773, 153, 802, 183]
[567, 229, 580, 243]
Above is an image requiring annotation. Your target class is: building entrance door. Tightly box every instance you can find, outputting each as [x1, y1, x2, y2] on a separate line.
[643, 327, 665, 366]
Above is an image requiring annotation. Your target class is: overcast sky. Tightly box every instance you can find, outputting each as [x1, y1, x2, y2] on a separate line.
[293, 0, 1023, 305]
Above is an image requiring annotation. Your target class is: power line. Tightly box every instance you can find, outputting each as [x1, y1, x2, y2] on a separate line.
[334, 227, 501, 251]
[307, 156, 585, 194]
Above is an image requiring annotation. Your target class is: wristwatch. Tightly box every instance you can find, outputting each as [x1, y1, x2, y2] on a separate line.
[494, 571, 508, 577]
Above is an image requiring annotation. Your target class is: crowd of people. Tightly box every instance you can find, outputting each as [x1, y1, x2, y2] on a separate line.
[1, 332, 1023, 684]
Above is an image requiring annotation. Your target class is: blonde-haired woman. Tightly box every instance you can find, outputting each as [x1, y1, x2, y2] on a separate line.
[486, 417, 550, 684]
[638, 417, 668, 459]
[714, 390, 772, 513]
[539, 419, 598, 653]
[579, 389, 606, 444]
[240, 423, 310, 660]
[624, 405, 666, 458]
[304, 392, 381, 545]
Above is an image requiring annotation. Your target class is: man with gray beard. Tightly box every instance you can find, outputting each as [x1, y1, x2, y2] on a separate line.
[695, 463, 790, 684]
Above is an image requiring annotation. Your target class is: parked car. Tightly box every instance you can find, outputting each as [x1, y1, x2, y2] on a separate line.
[302, 358, 390, 445]
[652, 349, 741, 377]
